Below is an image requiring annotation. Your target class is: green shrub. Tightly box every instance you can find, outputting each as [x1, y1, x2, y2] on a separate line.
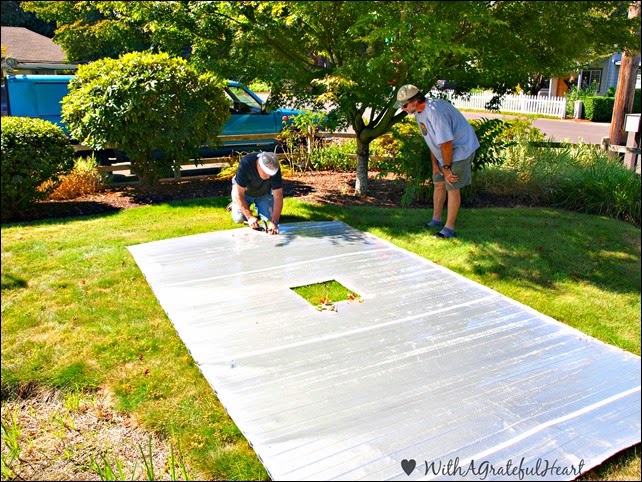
[550, 154, 641, 225]
[279, 110, 331, 170]
[476, 142, 641, 226]
[370, 116, 546, 206]
[598, 88, 639, 113]
[61, 52, 230, 186]
[310, 139, 357, 171]
[499, 117, 546, 143]
[469, 118, 522, 172]
[583, 96, 615, 122]
[564, 83, 599, 118]
[248, 80, 270, 93]
[372, 118, 432, 206]
[1, 117, 75, 221]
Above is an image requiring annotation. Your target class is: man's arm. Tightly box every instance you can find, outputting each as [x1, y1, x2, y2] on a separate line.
[268, 188, 284, 234]
[232, 184, 259, 228]
[439, 141, 458, 186]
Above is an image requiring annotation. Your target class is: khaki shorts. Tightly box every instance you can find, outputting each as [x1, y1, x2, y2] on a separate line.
[432, 152, 474, 191]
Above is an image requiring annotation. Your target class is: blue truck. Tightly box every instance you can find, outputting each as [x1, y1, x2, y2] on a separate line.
[2, 74, 299, 164]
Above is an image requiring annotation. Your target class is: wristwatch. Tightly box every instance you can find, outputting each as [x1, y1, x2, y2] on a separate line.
[443, 165, 452, 170]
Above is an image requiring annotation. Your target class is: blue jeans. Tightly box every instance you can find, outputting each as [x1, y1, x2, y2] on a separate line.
[230, 192, 274, 224]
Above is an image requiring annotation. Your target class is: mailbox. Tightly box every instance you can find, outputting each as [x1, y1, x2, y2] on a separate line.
[624, 113, 640, 132]
[623, 113, 640, 172]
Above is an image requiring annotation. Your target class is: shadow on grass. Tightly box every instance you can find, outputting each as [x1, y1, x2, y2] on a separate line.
[1, 201, 125, 226]
[292, 202, 641, 297]
[4, 194, 639, 299]
[1, 273, 28, 290]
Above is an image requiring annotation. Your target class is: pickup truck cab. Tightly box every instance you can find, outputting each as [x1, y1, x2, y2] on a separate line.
[2, 74, 298, 162]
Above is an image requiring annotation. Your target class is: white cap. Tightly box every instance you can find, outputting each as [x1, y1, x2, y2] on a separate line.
[258, 152, 279, 176]
[395, 84, 420, 108]
[397, 84, 420, 102]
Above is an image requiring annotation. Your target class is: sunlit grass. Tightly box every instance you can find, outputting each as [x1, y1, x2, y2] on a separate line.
[2, 197, 640, 480]
[291, 279, 362, 311]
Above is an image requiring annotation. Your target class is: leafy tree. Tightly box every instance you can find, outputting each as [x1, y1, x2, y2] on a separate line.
[1, 1, 55, 37]
[21, 1, 153, 61]
[179, 1, 637, 194]
[61, 52, 230, 186]
[28, 1, 638, 194]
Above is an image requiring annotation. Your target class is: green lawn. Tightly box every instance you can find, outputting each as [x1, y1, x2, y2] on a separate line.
[1, 197, 640, 480]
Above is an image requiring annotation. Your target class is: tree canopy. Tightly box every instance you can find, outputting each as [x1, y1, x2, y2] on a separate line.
[25, 1, 639, 194]
[1, 1, 55, 38]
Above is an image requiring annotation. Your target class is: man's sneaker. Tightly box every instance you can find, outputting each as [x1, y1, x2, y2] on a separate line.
[426, 219, 443, 229]
[434, 227, 455, 238]
[226, 202, 233, 212]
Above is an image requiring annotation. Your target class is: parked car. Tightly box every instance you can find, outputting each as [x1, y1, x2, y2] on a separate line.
[2, 75, 299, 164]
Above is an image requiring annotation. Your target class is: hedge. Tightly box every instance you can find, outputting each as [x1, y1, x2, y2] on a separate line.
[1, 117, 75, 221]
[582, 89, 640, 122]
[583, 96, 616, 122]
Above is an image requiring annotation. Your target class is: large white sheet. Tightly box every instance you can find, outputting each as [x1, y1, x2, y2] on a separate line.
[128, 221, 640, 481]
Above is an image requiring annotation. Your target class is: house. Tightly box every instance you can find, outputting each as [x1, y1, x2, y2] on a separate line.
[545, 52, 641, 97]
[1, 26, 79, 75]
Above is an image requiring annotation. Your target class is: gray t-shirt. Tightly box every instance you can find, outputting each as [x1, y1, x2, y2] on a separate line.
[413, 98, 480, 165]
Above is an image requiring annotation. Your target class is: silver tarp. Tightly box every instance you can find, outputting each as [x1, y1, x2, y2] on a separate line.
[128, 221, 641, 481]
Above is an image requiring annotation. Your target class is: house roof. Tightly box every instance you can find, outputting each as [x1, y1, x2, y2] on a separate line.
[1, 26, 66, 63]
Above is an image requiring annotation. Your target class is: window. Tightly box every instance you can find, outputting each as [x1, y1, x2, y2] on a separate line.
[579, 69, 602, 91]
[225, 85, 262, 114]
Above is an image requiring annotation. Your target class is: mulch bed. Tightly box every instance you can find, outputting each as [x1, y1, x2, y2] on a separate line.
[4, 170, 522, 223]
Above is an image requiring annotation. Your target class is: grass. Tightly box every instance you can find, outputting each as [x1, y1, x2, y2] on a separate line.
[291, 280, 362, 311]
[1, 196, 640, 480]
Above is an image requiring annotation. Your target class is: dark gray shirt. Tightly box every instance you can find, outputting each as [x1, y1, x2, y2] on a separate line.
[232, 152, 282, 197]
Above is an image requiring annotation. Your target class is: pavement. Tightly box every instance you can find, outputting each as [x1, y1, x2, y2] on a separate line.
[460, 111, 610, 145]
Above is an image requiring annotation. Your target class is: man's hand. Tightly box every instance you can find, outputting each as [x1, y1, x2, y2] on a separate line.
[444, 170, 459, 186]
[268, 222, 279, 235]
[431, 154, 440, 176]
[247, 215, 259, 229]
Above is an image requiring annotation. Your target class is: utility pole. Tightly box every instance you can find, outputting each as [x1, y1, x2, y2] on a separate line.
[609, 1, 641, 148]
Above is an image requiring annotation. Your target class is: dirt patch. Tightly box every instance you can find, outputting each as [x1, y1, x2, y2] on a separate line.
[4, 170, 527, 224]
[1, 388, 184, 481]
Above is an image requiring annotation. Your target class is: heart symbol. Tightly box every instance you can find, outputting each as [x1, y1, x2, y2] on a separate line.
[401, 458, 416, 476]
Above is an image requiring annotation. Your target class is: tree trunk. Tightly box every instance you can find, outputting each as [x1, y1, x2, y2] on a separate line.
[131, 157, 155, 187]
[355, 138, 370, 196]
[609, 2, 641, 148]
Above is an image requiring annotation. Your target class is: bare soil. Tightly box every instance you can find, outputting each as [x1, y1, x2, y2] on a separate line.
[7, 170, 519, 223]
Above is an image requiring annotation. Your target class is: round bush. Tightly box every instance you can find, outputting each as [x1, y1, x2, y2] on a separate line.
[61, 52, 230, 186]
[1, 116, 75, 221]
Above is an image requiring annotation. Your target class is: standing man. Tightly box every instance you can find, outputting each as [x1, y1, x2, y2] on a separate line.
[229, 151, 283, 235]
[396, 85, 479, 238]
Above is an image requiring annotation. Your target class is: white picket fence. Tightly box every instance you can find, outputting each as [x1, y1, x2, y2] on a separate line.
[447, 92, 567, 119]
